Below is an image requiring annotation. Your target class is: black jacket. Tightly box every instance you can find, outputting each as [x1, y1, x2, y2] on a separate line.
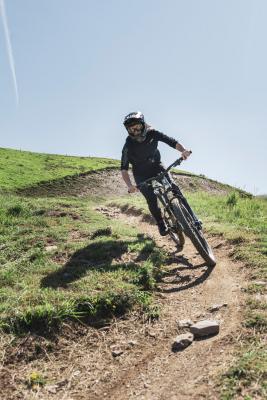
[121, 128, 178, 176]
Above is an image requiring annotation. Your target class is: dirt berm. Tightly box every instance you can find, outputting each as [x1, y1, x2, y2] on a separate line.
[18, 168, 248, 198]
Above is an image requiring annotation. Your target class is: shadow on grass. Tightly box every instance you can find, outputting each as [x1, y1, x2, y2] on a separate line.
[41, 235, 153, 289]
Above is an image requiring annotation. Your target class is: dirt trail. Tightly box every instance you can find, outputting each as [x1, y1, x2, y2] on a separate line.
[97, 206, 245, 400]
[1, 206, 246, 400]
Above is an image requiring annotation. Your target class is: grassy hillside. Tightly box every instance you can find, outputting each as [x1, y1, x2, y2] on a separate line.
[0, 148, 119, 190]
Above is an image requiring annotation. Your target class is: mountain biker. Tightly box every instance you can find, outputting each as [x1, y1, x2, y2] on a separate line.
[121, 111, 192, 236]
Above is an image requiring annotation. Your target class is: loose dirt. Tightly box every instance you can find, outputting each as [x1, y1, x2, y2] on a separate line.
[0, 205, 247, 400]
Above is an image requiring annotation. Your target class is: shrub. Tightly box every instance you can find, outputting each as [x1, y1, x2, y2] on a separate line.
[226, 192, 238, 207]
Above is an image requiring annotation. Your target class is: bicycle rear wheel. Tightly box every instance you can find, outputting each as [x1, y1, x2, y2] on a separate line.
[171, 199, 216, 266]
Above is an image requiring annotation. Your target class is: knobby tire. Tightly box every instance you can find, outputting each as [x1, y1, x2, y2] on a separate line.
[161, 200, 185, 248]
[171, 199, 216, 267]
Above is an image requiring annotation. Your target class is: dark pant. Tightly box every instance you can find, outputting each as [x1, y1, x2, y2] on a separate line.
[134, 164, 199, 225]
[134, 164, 183, 224]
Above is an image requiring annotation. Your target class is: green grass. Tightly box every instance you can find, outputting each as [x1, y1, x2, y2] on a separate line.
[0, 148, 119, 190]
[186, 192, 267, 277]
[0, 192, 166, 333]
[221, 343, 267, 400]
[111, 191, 267, 271]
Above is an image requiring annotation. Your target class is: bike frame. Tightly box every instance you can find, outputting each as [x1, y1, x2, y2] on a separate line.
[136, 157, 216, 266]
[137, 157, 198, 229]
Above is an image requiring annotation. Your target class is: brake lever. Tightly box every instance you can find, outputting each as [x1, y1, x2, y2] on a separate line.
[173, 151, 192, 167]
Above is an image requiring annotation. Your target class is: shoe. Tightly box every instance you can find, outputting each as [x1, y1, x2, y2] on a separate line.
[157, 220, 169, 236]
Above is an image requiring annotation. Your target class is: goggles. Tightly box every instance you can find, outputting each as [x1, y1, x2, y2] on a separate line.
[127, 123, 144, 135]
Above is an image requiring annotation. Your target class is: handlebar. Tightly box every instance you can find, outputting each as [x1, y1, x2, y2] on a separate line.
[136, 152, 192, 190]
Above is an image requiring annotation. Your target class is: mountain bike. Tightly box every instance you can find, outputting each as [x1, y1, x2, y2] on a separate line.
[137, 157, 216, 267]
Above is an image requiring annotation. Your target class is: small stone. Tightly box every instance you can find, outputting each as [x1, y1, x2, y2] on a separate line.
[195, 312, 206, 318]
[128, 340, 138, 347]
[45, 245, 58, 252]
[254, 281, 266, 286]
[172, 333, 194, 352]
[190, 320, 219, 337]
[177, 319, 193, 328]
[46, 385, 58, 394]
[255, 293, 267, 302]
[112, 349, 124, 357]
[208, 303, 228, 312]
[147, 330, 157, 338]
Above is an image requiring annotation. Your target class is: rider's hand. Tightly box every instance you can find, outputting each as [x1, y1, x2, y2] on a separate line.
[128, 185, 139, 193]
[181, 150, 192, 160]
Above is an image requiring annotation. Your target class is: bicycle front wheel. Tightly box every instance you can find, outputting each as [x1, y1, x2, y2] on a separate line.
[171, 199, 216, 267]
[163, 207, 185, 248]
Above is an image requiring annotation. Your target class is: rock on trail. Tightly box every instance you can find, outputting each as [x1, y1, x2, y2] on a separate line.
[172, 333, 194, 352]
[190, 320, 220, 337]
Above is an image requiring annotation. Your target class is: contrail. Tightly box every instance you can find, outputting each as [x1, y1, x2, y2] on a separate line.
[0, 0, 19, 104]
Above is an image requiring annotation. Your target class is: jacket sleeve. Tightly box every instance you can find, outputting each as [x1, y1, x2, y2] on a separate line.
[121, 143, 129, 170]
[153, 130, 178, 148]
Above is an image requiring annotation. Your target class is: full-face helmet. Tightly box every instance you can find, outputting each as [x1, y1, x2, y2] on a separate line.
[123, 112, 147, 142]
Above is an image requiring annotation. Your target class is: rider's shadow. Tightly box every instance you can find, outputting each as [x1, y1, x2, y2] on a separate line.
[159, 255, 214, 293]
[41, 237, 145, 289]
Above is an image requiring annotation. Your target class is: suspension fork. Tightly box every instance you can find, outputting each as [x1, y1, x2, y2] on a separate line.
[155, 190, 182, 228]
[166, 174, 200, 224]
[171, 191, 200, 224]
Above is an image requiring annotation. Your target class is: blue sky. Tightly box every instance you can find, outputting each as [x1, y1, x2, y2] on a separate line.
[0, 0, 266, 194]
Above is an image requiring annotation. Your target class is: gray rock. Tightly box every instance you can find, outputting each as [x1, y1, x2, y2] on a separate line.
[208, 303, 228, 312]
[45, 245, 58, 252]
[177, 319, 193, 328]
[195, 312, 206, 318]
[172, 333, 194, 351]
[190, 320, 219, 337]
[255, 293, 267, 302]
[110, 344, 124, 357]
[128, 340, 138, 347]
[46, 385, 58, 394]
[111, 349, 124, 357]
[254, 281, 267, 286]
